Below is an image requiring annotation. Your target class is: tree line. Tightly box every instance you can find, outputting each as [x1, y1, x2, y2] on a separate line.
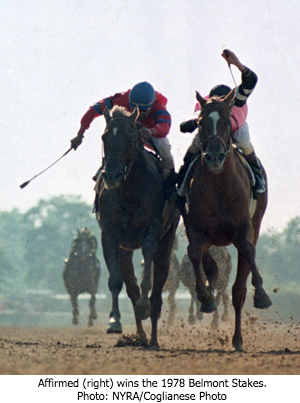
[0, 195, 299, 306]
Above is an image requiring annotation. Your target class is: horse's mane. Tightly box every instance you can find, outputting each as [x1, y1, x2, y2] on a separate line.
[110, 105, 132, 118]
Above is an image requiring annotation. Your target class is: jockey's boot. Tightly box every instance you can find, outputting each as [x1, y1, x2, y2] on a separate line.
[163, 168, 178, 200]
[92, 159, 106, 213]
[244, 152, 267, 193]
[92, 192, 99, 213]
[92, 162, 105, 182]
[177, 150, 195, 189]
[175, 151, 196, 218]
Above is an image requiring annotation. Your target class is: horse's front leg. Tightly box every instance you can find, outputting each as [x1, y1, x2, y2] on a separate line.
[167, 288, 176, 325]
[149, 240, 173, 350]
[88, 294, 97, 326]
[186, 227, 216, 313]
[135, 234, 157, 320]
[221, 290, 230, 321]
[236, 226, 272, 310]
[102, 230, 123, 334]
[119, 249, 147, 344]
[231, 250, 251, 351]
[70, 294, 79, 325]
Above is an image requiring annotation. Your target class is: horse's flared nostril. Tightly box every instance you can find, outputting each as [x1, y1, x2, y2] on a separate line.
[102, 170, 123, 188]
[204, 154, 212, 162]
[218, 153, 226, 163]
[115, 172, 123, 181]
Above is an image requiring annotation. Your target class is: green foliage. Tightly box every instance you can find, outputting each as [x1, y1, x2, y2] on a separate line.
[256, 218, 300, 291]
[0, 195, 105, 293]
[1, 196, 300, 304]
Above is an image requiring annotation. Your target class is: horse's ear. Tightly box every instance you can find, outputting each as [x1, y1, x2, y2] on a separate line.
[223, 89, 236, 111]
[196, 91, 207, 109]
[104, 107, 111, 124]
[130, 106, 139, 122]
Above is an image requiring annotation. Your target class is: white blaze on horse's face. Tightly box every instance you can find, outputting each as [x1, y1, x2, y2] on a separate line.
[113, 127, 118, 136]
[209, 111, 220, 135]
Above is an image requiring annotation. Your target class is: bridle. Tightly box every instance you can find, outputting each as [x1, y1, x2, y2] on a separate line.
[198, 102, 233, 158]
[200, 134, 231, 156]
[104, 117, 145, 180]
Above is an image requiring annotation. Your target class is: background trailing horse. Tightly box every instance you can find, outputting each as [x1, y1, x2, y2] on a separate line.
[63, 228, 101, 326]
[97, 105, 180, 349]
[140, 236, 232, 328]
[163, 244, 232, 328]
[182, 90, 271, 351]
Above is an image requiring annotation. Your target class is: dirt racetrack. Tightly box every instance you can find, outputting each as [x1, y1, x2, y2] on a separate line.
[1, 309, 300, 375]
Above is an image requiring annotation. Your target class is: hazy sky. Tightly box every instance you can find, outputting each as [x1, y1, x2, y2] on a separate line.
[1, 0, 300, 234]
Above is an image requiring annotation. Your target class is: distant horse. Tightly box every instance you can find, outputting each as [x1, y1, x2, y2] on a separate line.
[182, 90, 271, 351]
[63, 228, 101, 326]
[97, 106, 179, 349]
[164, 246, 232, 328]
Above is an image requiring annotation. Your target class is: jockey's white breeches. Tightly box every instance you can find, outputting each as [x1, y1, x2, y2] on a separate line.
[232, 122, 254, 156]
[147, 136, 175, 171]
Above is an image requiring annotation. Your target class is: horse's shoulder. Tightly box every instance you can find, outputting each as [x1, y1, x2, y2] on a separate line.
[143, 150, 164, 181]
[233, 149, 255, 186]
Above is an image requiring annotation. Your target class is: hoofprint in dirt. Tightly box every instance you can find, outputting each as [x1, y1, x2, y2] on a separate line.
[0, 314, 299, 375]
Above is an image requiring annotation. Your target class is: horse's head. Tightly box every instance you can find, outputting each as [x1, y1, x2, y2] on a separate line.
[102, 106, 140, 189]
[195, 89, 235, 173]
[72, 228, 96, 257]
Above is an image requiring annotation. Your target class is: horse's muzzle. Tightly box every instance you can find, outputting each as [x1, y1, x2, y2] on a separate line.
[102, 170, 123, 189]
[204, 152, 226, 173]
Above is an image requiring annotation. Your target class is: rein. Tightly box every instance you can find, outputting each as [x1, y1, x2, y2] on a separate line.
[105, 117, 145, 181]
[201, 134, 231, 154]
[199, 100, 232, 157]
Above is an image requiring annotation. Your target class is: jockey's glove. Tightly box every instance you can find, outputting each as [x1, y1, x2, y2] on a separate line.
[139, 127, 152, 141]
[180, 119, 197, 133]
[71, 128, 85, 150]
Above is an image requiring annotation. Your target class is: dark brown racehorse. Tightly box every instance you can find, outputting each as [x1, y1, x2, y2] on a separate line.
[183, 90, 271, 351]
[63, 228, 101, 326]
[97, 105, 179, 349]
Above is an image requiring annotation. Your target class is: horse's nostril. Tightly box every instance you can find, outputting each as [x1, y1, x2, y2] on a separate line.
[218, 154, 225, 162]
[204, 154, 212, 162]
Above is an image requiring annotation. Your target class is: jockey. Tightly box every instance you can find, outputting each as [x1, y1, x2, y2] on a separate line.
[177, 49, 266, 198]
[70, 81, 177, 199]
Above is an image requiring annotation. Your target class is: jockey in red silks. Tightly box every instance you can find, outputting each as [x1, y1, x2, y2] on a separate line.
[70, 81, 177, 200]
[177, 49, 266, 203]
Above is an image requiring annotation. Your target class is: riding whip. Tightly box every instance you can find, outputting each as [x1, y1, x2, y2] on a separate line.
[224, 49, 238, 88]
[20, 146, 73, 189]
[228, 64, 238, 88]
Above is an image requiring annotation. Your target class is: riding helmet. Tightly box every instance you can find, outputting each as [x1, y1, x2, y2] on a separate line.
[129, 81, 156, 110]
[209, 84, 231, 98]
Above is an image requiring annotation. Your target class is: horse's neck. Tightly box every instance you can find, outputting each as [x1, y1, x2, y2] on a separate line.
[197, 152, 239, 187]
[195, 152, 250, 202]
[120, 153, 147, 194]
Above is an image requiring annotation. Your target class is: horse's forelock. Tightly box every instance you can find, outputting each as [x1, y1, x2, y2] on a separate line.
[205, 97, 231, 114]
[208, 95, 225, 103]
[111, 105, 131, 119]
